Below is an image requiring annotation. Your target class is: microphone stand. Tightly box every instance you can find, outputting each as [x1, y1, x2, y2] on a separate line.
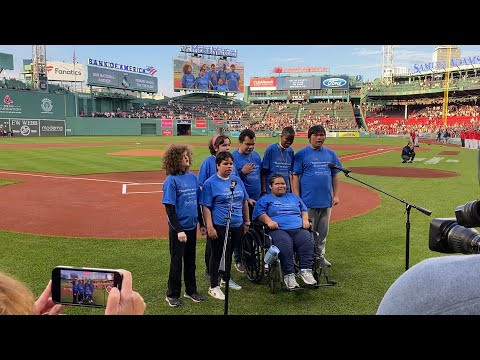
[340, 170, 431, 271]
[220, 184, 235, 316]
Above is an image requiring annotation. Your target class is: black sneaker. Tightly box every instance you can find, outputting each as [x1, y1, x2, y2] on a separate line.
[402, 160, 407, 163]
[184, 292, 205, 303]
[165, 296, 181, 307]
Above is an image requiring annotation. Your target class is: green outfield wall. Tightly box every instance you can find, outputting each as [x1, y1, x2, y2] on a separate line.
[0, 89, 70, 119]
[65, 117, 215, 136]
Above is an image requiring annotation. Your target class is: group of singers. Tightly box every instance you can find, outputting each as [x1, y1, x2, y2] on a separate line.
[162, 125, 343, 307]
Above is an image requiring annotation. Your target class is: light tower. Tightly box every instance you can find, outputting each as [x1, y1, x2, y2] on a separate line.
[32, 45, 48, 91]
[381, 45, 394, 85]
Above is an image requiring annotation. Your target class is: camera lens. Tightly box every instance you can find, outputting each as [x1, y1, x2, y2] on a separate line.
[455, 200, 480, 228]
[429, 217, 480, 254]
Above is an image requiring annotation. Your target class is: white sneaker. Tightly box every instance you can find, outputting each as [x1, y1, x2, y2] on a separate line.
[220, 278, 242, 290]
[300, 269, 317, 285]
[208, 286, 225, 300]
[283, 273, 300, 289]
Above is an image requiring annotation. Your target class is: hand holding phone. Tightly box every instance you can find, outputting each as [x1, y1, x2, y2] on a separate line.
[51, 266, 123, 308]
[105, 269, 146, 315]
[34, 280, 65, 315]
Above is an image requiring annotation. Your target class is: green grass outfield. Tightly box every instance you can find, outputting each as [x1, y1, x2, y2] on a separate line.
[0, 135, 477, 315]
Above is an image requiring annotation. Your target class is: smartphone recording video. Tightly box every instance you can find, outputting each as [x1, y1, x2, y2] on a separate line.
[52, 266, 122, 308]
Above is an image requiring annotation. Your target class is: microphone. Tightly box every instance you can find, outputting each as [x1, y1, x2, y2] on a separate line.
[328, 162, 351, 174]
[230, 180, 237, 192]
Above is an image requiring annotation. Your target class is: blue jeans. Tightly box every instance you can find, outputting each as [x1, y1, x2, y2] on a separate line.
[269, 228, 314, 275]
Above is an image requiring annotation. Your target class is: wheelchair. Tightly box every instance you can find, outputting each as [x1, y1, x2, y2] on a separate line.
[240, 220, 336, 293]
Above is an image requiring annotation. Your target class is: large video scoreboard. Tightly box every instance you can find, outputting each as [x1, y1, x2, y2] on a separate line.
[173, 56, 244, 93]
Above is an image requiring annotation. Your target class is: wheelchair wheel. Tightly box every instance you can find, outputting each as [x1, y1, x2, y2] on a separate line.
[241, 227, 264, 283]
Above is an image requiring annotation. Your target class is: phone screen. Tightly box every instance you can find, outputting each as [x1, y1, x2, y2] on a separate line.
[52, 267, 122, 308]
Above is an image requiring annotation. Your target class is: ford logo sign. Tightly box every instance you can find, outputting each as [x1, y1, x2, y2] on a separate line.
[323, 78, 347, 87]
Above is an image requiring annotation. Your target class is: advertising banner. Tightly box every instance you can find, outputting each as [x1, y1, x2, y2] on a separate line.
[195, 119, 206, 128]
[338, 131, 359, 137]
[321, 76, 349, 89]
[6, 119, 66, 137]
[10, 119, 40, 137]
[295, 132, 308, 138]
[162, 129, 173, 136]
[276, 76, 321, 90]
[250, 77, 277, 91]
[161, 119, 173, 128]
[46, 61, 85, 82]
[0, 90, 66, 119]
[173, 56, 244, 93]
[39, 119, 66, 136]
[176, 119, 192, 125]
[87, 66, 158, 92]
[211, 120, 225, 124]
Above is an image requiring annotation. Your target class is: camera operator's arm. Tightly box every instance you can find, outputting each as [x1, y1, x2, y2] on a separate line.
[105, 270, 146, 315]
[34, 280, 65, 315]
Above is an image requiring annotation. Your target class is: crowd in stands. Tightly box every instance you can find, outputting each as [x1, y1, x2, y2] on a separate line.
[365, 103, 480, 139]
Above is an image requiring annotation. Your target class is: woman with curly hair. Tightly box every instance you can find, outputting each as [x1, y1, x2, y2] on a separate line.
[181, 63, 195, 89]
[162, 144, 205, 307]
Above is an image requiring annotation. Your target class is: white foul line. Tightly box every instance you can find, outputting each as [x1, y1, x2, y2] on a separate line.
[0, 170, 137, 184]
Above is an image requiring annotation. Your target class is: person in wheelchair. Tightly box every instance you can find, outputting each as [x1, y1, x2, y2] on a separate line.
[252, 174, 317, 290]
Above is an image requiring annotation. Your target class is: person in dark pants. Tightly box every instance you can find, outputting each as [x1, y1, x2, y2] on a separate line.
[162, 144, 206, 307]
[200, 152, 250, 300]
[232, 129, 263, 273]
[401, 142, 416, 163]
[198, 134, 238, 278]
[253, 174, 316, 290]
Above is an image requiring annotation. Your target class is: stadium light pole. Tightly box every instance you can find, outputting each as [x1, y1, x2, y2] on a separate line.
[73, 50, 78, 117]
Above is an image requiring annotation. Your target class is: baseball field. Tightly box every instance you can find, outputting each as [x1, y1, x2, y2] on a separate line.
[0, 135, 475, 315]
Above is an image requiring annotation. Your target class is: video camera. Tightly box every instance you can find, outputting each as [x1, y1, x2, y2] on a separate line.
[429, 200, 480, 254]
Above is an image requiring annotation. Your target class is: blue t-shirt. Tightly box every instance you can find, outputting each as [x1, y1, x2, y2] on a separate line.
[262, 143, 294, 193]
[292, 146, 341, 208]
[217, 69, 227, 83]
[226, 71, 240, 91]
[194, 76, 210, 90]
[232, 149, 262, 201]
[197, 155, 238, 187]
[213, 84, 227, 91]
[253, 193, 307, 230]
[206, 70, 218, 86]
[162, 172, 199, 231]
[199, 174, 249, 227]
[181, 73, 195, 89]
